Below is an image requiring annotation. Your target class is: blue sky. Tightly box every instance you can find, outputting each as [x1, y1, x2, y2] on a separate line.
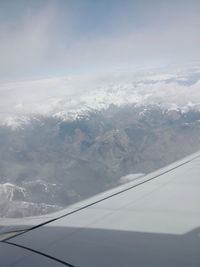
[0, 0, 200, 81]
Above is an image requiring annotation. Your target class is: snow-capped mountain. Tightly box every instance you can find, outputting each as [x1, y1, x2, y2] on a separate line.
[0, 181, 64, 217]
[1, 66, 200, 218]
[1, 66, 200, 127]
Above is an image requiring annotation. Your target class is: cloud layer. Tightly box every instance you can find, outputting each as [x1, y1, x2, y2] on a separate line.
[1, 66, 200, 127]
[0, 1, 200, 81]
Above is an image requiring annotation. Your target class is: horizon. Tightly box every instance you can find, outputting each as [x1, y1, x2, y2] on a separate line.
[1, 0, 200, 82]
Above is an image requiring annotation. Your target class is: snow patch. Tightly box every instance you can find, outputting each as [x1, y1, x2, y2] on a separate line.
[1, 67, 200, 127]
[119, 173, 145, 184]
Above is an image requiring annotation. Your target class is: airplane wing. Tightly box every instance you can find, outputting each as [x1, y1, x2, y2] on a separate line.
[0, 152, 200, 266]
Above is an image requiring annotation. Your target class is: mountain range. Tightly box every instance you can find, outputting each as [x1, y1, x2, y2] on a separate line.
[1, 66, 200, 217]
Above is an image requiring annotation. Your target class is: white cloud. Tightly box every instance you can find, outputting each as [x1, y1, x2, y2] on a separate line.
[0, 1, 200, 81]
[1, 66, 200, 127]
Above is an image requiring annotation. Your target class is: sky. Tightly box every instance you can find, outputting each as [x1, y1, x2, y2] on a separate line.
[0, 0, 200, 82]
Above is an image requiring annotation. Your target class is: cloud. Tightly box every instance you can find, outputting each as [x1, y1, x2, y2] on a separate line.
[1, 66, 200, 127]
[0, 3, 58, 80]
[0, 1, 200, 81]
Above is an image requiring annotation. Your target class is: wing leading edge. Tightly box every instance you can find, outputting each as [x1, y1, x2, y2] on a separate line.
[1, 151, 200, 266]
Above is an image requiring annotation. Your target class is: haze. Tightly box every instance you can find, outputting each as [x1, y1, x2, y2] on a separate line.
[0, 0, 200, 82]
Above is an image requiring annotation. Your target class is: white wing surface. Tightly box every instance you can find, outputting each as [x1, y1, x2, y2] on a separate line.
[1, 152, 200, 266]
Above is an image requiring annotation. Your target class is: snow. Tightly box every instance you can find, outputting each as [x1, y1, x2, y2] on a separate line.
[1, 66, 200, 127]
[119, 173, 145, 184]
[0, 183, 26, 201]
